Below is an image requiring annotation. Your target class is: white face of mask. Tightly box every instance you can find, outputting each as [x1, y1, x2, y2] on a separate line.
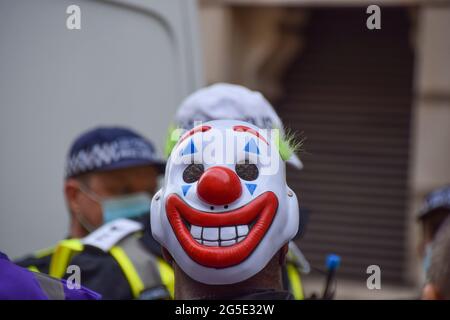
[151, 120, 300, 285]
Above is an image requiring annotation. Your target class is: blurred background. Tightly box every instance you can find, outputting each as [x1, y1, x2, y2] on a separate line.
[1, 0, 450, 299]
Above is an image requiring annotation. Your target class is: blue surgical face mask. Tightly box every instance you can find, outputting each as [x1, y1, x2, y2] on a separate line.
[101, 193, 151, 223]
[422, 243, 432, 282]
[79, 185, 151, 224]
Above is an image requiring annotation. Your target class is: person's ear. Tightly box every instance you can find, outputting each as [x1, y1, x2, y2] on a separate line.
[64, 179, 82, 216]
[279, 243, 289, 266]
[422, 283, 441, 300]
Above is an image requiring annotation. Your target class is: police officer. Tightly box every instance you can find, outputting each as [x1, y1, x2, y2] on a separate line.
[165, 83, 308, 299]
[1, 251, 100, 300]
[16, 127, 174, 299]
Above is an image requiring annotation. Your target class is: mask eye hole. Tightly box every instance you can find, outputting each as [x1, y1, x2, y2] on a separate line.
[235, 162, 259, 181]
[183, 164, 204, 183]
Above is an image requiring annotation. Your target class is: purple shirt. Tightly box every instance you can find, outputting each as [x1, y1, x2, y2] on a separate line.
[0, 251, 101, 300]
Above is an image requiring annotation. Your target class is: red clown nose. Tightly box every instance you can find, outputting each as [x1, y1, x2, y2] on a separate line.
[197, 166, 242, 205]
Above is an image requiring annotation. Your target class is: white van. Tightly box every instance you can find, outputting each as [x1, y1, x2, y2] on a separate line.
[0, 0, 203, 257]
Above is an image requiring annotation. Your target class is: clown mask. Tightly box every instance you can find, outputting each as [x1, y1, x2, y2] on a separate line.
[151, 120, 299, 285]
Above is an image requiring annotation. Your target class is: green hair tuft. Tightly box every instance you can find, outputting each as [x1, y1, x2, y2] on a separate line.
[277, 128, 305, 161]
[164, 124, 182, 158]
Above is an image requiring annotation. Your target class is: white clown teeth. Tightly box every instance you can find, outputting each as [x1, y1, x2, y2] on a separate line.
[220, 227, 236, 240]
[189, 224, 251, 247]
[203, 227, 219, 241]
[237, 225, 249, 237]
[191, 225, 202, 239]
[203, 240, 219, 247]
[220, 239, 236, 246]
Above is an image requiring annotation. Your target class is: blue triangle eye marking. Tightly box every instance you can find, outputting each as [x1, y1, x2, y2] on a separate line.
[244, 139, 260, 155]
[182, 139, 197, 156]
[181, 185, 191, 196]
[245, 183, 257, 195]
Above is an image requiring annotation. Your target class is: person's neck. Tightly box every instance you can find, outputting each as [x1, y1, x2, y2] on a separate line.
[174, 256, 283, 300]
[70, 221, 89, 238]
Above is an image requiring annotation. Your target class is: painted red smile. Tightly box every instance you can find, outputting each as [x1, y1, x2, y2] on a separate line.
[166, 192, 278, 268]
